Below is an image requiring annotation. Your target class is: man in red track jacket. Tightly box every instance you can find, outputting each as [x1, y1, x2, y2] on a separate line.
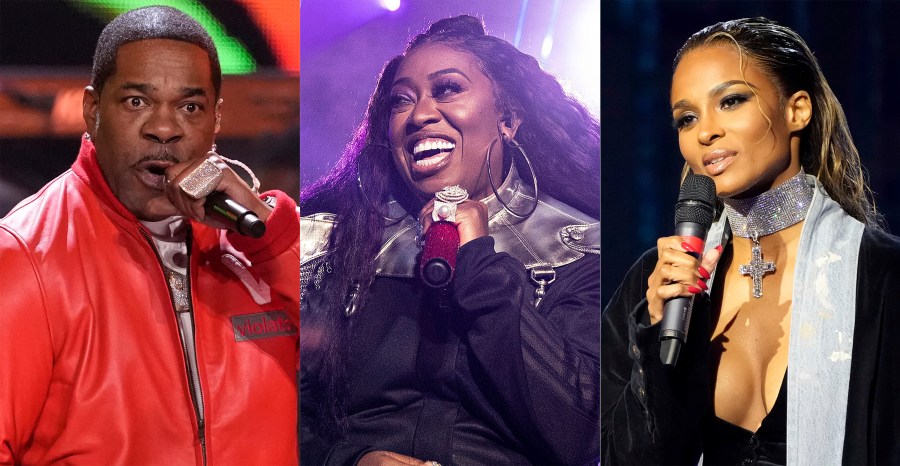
[0, 6, 299, 464]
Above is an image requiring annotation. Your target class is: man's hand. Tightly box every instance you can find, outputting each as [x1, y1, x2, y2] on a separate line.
[164, 153, 272, 229]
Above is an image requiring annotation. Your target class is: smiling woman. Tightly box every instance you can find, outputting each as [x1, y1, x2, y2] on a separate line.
[299, 15, 600, 466]
[387, 44, 509, 202]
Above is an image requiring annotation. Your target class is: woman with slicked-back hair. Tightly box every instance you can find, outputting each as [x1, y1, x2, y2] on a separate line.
[301, 15, 600, 466]
[602, 17, 900, 465]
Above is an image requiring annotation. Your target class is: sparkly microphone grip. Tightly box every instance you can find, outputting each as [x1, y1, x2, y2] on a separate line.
[420, 221, 460, 288]
[420, 185, 468, 288]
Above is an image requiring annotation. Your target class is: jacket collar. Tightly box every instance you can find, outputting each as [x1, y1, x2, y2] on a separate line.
[299, 167, 600, 280]
[481, 163, 536, 222]
[374, 165, 599, 277]
[71, 134, 140, 224]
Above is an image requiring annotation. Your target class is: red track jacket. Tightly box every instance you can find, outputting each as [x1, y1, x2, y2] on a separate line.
[0, 138, 299, 465]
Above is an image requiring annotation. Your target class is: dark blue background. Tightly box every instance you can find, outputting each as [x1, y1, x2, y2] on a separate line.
[601, 0, 900, 305]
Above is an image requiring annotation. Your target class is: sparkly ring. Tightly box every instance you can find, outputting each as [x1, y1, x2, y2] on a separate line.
[432, 185, 469, 222]
[178, 157, 223, 199]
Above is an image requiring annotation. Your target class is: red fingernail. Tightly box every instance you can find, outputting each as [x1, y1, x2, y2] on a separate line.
[681, 241, 696, 253]
[698, 266, 711, 280]
[715, 245, 724, 253]
[688, 286, 702, 294]
[697, 279, 708, 291]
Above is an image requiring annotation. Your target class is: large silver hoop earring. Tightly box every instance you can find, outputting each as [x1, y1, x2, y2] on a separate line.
[486, 136, 539, 219]
[356, 149, 406, 223]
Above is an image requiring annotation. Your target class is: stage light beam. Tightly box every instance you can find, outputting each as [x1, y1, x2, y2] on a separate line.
[381, 0, 401, 12]
[541, 34, 554, 59]
[571, 0, 600, 114]
[546, 0, 599, 115]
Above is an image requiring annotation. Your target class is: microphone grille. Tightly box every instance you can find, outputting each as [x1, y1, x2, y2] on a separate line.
[674, 174, 717, 226]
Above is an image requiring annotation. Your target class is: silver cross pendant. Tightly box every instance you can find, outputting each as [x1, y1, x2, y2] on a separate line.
[738, 232, 776, 298]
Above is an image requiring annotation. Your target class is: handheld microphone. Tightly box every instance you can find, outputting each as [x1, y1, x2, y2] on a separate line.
[659, 173, 716, 366]
[420, 186, 469, 288]
[204, 191, 266, 238]
[420, 221, 460, 288]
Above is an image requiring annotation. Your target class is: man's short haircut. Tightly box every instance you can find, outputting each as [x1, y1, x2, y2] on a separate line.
[91, 6, 222, 97]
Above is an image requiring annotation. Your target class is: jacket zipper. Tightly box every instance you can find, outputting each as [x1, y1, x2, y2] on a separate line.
[140, 227, 208, 465]
[182, 253, 208, 465]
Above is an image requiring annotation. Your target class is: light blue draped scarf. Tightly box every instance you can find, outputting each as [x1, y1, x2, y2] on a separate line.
[703, 175, 863, 465]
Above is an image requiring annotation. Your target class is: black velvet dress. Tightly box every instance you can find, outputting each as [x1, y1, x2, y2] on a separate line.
[702, 372, 786, 465]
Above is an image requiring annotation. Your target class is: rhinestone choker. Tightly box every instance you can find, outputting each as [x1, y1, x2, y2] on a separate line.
[722, 170, 814, 298]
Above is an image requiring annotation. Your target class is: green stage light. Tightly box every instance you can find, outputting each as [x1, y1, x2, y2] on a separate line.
[73, 0, 257, 74]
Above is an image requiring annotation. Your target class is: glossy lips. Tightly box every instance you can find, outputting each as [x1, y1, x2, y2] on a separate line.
[702, 149, 737, 176]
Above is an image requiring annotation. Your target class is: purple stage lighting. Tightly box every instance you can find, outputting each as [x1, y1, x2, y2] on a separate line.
[381, 0, 401, 12]
[301, 0, 600, 186]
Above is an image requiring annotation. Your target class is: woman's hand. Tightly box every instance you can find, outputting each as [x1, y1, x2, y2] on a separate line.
[646, 237, 723, 324]
[358, 451, 434, 466]
[165, 153, 272, 228]
[419, 198, 489, 247]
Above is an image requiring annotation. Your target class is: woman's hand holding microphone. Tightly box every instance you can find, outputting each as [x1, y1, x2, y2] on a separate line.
[646, 238, 723, 324]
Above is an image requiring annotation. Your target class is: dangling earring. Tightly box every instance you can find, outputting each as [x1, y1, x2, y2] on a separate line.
[83, 132, 91, 141]
[485, 132, 539, 219]
[210, 143, 217, 153]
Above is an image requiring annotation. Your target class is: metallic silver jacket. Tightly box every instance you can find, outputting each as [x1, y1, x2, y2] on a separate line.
[300, 167, 599, 286]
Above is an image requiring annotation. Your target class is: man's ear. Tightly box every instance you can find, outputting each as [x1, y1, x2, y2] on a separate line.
[786, 90, 812, 132]
[83, 86, 100, 137]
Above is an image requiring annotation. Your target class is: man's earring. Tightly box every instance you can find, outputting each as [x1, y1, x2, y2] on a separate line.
[85, 112, 100, 140]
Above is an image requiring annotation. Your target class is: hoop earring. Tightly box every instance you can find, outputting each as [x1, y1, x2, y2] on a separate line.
[356, 151, 406, 223]
[486, 136, 539, 219]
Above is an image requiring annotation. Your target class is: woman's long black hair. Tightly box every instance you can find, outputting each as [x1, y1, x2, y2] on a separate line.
[300, 15, 600, 441]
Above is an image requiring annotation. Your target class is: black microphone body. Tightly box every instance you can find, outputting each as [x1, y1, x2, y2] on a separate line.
[204, 191, 266, 238]
[659, 174, 716, 366]
[659, 221, 705, 366]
